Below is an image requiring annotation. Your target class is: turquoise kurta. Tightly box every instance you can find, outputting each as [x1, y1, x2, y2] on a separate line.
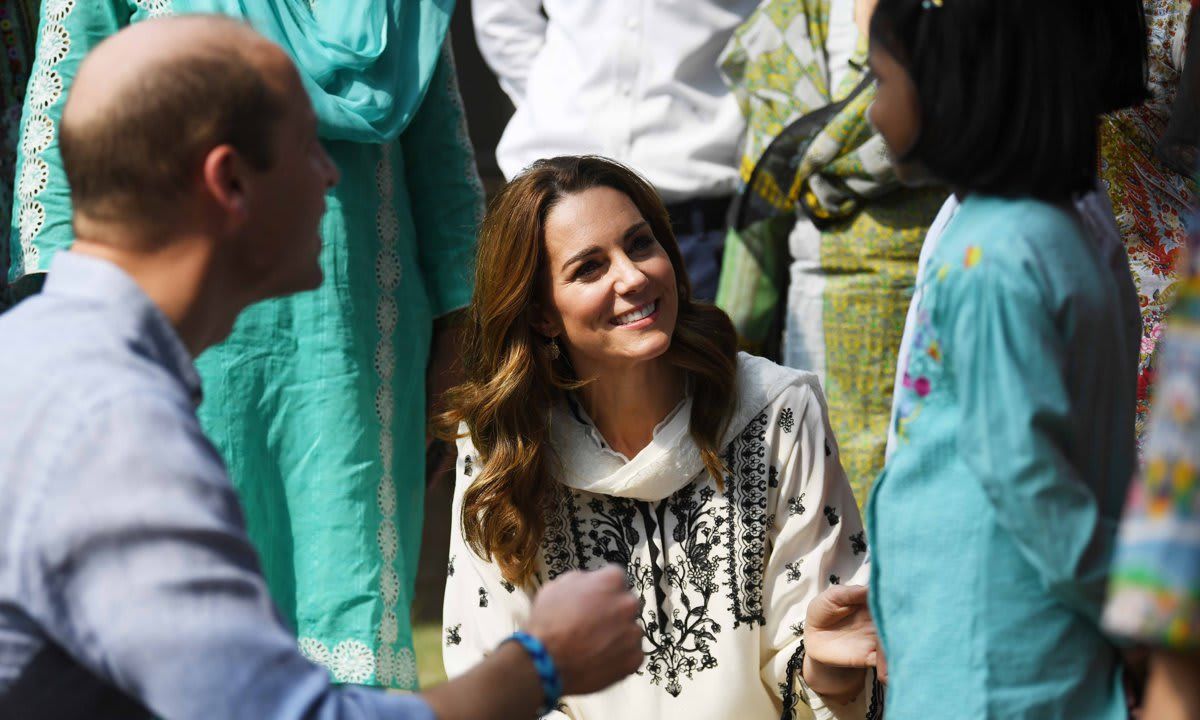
[8, 0, 483, 690]
[867, 196, 1137, 718]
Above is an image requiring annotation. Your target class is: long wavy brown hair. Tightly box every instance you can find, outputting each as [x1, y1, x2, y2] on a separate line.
[438, 156, 738, 585]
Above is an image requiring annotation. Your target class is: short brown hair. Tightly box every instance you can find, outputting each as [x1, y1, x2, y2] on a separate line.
[59, 32, 286, 225]
[439, 156, 739, 585]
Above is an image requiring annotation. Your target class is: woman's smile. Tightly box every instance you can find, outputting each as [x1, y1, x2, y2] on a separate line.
[611, 299, 660, 327]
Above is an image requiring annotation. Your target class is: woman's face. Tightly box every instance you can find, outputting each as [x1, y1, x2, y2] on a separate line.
[867, 42, 925, 185]
[537, 185, 679, 378]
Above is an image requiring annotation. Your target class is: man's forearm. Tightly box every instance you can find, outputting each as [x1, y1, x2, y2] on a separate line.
[422, 642, 544, 720]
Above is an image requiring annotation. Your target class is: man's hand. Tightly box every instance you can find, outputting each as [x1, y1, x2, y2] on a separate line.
[525, 566, 644, 695]
[802, 584, 883, 704]
[422, 566, 641, 719]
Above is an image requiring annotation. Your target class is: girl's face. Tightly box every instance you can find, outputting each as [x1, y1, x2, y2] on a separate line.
[867, 42, 925, 185]
[535, 186, 679, 379]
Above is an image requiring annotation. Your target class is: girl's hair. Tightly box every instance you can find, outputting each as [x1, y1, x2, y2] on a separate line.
[870, 0, 1148, 203]
[438, 155, 738, 585]
[1092, 0, 1149, 114]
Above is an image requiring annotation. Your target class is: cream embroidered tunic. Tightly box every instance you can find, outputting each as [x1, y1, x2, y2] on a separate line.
[443, 354, 880, 719]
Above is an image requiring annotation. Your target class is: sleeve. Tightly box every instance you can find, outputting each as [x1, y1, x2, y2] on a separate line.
[948, 256, 1113, 623]
[400, 39, 485, 318]
[471, 0, 547, 105]
[760, 381, 881, 719]
[8, 0, 127, 281]
[443, 436, 572, 718]
[17, 394, 431, 720]
[1103, 290, 1200, 649]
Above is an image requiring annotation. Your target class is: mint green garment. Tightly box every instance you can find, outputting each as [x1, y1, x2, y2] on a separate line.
[187, 0, 453, 142]
[867, 196, 1137, 718]
[7, 0, 483, 690]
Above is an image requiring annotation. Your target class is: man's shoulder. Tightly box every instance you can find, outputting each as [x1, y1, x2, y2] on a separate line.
[0, 295, 207, 486]
[0, 293, 189, 405]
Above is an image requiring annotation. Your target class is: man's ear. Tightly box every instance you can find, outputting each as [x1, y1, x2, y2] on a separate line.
[201, 144, 248, 223]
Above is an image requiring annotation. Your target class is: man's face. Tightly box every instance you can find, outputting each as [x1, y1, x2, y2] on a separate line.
[237, 56, 339, 299]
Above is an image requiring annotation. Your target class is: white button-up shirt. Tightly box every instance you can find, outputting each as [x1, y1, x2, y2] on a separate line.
[474, 0, 758, 202]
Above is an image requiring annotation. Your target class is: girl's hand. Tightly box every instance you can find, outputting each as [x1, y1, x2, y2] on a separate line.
[802, 584, 884, 703]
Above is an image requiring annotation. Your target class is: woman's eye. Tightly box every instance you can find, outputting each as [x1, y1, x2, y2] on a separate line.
[573, 260, 602, 280]
[631, 235, 654, 253]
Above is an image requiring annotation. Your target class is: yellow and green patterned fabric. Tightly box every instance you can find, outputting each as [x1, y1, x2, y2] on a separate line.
[717, 0, 945, 504]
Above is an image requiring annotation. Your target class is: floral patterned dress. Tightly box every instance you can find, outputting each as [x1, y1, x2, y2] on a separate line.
[444, 354, 880, 719]
[1105, 236, 1200, 649]
[1099, 0, 1198, 440]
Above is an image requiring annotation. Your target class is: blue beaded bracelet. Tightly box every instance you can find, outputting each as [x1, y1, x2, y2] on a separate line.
[503, 630, 563, 714]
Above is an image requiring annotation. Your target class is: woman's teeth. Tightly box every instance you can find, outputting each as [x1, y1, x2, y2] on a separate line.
[614, 301, 657, 325]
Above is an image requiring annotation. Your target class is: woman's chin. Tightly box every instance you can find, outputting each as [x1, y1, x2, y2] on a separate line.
[618, 333, 673, 364]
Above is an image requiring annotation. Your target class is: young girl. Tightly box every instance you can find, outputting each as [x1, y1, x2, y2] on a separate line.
[865, 0, 1141, 717]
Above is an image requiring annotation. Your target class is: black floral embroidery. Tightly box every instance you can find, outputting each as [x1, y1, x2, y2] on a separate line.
[823, 505, 840, 527]
[478, 587, 489, 608]
[529, 411, 785, 698]
[785, 561, 802, 583]
[641, 484, 726, 696]
[501, 580, 516, 593]
[542, 485, 586, 580]
[779, 640, 806, 719]
[722, 410, 770, 629]
[463, 455, 473, 476]
[866, 673, 885, 720]
[778, 408, 795, 433]
[850, 531, 866, 555]
[557, 483, 728, 697]
[445, 624, 462, 646]
[787, 494, 806, 517]
[447, 555, 455, 577]
[789, 621, 804, 637]
[829, 574, 840, 585]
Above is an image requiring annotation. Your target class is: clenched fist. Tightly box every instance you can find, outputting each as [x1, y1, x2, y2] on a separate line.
[525, 565, 644, 695]
[803, 584, 885, 703]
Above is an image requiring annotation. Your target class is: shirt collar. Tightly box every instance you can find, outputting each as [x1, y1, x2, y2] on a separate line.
[44, 252, 204, 405]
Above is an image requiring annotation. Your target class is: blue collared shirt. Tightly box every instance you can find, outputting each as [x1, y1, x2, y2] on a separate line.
[0, 253, 435, 720]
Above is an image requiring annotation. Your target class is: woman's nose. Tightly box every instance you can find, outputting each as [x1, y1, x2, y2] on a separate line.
[612, 254, 649, 295]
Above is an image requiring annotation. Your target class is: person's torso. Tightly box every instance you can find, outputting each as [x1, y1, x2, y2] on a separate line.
[0, 286, 195, 720]
[869, 195, 1133, 718]
[496, 0, 758, 201]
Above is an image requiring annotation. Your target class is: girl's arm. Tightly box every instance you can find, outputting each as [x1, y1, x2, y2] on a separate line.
[760, 380, 881, 719]
[950, 255, 1112, 621]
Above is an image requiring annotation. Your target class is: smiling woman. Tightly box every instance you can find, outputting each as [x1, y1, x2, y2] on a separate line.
[437, 156, 884, 719]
